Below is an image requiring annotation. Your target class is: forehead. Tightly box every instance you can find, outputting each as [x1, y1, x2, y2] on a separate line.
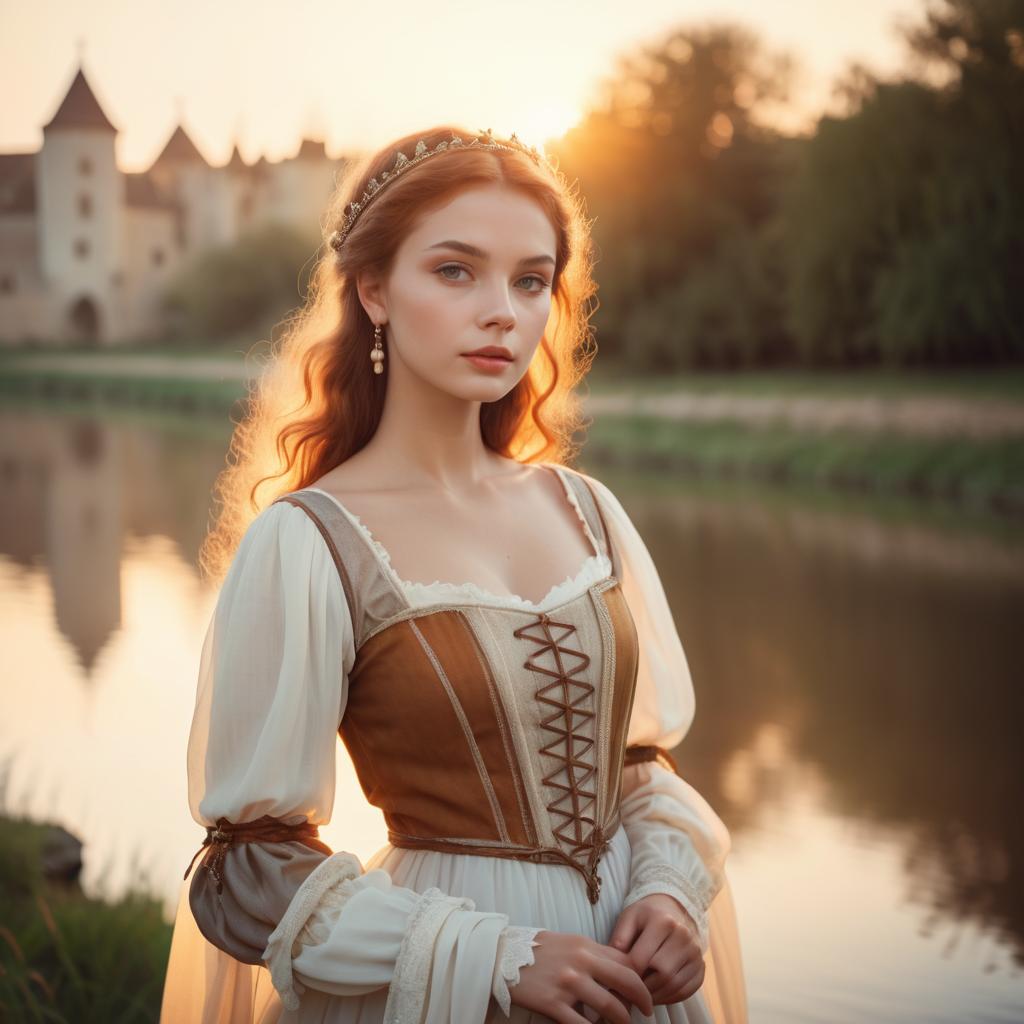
[403, 184, 557, 254]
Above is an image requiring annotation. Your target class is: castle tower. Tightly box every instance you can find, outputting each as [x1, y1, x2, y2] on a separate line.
[36, 64, 121, 345]
[262, 137, 338, 241]
[149, 122, 214, 257]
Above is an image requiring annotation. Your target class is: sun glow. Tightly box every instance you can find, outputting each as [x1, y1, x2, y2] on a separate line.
[513, 103, 583, 154]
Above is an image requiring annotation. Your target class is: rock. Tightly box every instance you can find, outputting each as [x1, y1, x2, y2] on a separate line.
[41, 825, 83, 884]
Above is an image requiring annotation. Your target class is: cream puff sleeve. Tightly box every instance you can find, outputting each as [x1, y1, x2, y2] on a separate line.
[179, 500, 518, 1021]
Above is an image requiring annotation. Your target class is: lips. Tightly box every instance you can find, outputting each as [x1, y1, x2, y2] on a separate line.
[463, 346, 513, 360]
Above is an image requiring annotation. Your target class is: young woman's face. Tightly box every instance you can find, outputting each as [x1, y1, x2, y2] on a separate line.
[366, 183, 558, 403]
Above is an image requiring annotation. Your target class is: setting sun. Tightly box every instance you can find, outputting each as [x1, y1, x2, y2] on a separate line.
[514, 103, 584, 151]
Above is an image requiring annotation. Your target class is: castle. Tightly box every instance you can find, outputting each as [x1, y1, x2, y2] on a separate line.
[0, 64, 346, 346]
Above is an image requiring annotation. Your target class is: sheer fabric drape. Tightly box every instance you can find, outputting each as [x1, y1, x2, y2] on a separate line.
[159, 467, 747, 1023]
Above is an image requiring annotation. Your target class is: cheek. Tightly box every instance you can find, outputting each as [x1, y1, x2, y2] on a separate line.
[400, 277, 461, 332]
[527, 295, 553, 332]
[520, 295, 554, 346]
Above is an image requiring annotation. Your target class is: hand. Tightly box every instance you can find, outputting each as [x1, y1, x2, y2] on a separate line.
[608, 894, 705, 1006]
[506, 928, 654, 1024]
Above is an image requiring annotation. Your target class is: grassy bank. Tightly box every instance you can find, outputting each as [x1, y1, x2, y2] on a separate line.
[0, 366, 247, 414]
[2, 354, 1021, 517]
[0, 813, 170, 1022]
[584, 363, 1024, 401]
[584, 415, 1024, 517]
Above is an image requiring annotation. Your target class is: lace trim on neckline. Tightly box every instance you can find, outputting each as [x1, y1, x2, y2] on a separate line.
[303, 466, 610, 612]
[400, 552, 611, 612]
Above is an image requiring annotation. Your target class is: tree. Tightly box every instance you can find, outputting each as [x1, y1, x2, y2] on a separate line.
[783, 0, 1024, 365]
[549, 23, 794, 370]
[161, 222, 320, 345]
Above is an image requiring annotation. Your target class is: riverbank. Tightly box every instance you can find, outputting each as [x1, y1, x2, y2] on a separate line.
[0, 812, 170, 1021]
[2, 350, 1021, 516]
[585, 415, 1024, 516]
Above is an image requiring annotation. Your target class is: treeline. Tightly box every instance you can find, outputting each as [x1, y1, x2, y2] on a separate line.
[160, 221, 319, 346]
[166, 0, 1023, 371]
[550, 0, 1024, 369]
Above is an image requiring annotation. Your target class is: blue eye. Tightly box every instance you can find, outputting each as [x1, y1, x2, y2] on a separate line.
[434, 263, 551, 293]
[519, 275, 552, 293]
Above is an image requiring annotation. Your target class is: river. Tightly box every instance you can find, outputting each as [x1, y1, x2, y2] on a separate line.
[1, 403, 1022, 1022]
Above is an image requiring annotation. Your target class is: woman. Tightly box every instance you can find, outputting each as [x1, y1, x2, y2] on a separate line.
[159, 126, 748, 1024]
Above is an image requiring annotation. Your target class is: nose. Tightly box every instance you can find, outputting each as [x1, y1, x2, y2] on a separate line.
[479, 281, 517, 332]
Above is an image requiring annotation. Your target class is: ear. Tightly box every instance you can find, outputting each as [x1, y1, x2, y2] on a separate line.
[355, 268, 388, 327]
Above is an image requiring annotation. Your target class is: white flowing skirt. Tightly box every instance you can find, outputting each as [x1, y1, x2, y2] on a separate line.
[160, 824, 747, 1024]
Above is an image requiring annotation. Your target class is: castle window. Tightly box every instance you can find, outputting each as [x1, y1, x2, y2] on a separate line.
[78, 193, 92, 218]
[74, 238, 90, 259]
[78, 156, 93, 176]
[152, 248, 165, 267]
[0, 272, 15, 294]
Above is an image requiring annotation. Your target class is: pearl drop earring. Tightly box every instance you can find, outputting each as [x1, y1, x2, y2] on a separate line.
[371, 323, 385, 375]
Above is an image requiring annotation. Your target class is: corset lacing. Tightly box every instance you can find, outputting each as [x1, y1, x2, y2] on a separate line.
[515, 609, 609, 903]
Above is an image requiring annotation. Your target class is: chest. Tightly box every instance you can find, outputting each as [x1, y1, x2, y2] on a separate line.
[308, 476, 601, 605]
[339, 576, 640, 858]
[272, 471, 639, 896]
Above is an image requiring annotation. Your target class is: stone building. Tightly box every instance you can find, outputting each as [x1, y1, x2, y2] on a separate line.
[0, 63, 344, 345]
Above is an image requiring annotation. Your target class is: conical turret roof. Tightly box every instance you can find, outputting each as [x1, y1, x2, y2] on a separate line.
[43, 66, 117, 132]
[152, 124, 210, 167]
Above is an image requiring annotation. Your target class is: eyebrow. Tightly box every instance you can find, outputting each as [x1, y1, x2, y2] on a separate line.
[424, 239, 555, 268]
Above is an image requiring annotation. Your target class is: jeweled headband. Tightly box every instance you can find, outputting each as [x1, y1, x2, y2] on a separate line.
[327, 128, 558, 253]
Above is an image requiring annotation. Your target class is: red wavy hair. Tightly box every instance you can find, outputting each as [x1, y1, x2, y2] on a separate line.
[199, 125, 599, 584]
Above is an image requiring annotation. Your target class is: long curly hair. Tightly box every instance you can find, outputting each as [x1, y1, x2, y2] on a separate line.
[199, 125, 600, 584]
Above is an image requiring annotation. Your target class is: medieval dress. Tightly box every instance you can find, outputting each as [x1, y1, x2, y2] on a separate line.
[159, 462, 748, 1023]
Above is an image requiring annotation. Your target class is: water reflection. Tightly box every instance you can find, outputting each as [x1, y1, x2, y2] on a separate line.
[622, 479, 1024, 957]
[593, 470, 1024, 1018]
[1, 406, 1022, 1021]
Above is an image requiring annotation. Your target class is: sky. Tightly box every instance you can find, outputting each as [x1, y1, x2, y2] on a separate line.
[1, 0, 926, 172]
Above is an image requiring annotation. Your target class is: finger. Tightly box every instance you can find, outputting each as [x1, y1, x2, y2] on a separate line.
[554, 1003, 593, 1024]
[654, 952, 707, 1006]
[678, 958, 707, 1001]
[592, 952, 655, 1017]
[573, 978, 631, 1024]
[628, 921, 671, 983]
[570, 1001, 603, 1024]
[649, 959, 697, 1005]
[597, 940, 640, 969]
[608, 911, 641, 954]
[645, 936, 693, 990]
[593, 970, 630, 1019]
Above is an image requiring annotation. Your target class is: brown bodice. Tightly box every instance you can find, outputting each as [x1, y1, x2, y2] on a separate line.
[269, 464, 670, 904]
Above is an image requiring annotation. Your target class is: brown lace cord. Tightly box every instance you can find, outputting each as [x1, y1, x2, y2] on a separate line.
[515, 610, 610, 903]
[624, 744, 679, 773]
[183, 814, 330, 895]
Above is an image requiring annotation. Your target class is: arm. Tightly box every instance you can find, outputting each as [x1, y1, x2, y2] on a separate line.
[184, 500, 527, 1018]
[585, 474, 731, 955]
[617, 758, 729, 954]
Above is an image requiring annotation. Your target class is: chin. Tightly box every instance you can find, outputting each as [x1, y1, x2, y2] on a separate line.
[449, 378, 517, 403]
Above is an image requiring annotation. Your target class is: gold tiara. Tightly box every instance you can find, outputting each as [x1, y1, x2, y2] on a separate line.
[327, 128, 557, 252]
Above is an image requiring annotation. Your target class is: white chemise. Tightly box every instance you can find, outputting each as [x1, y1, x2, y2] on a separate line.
[159, 465, 748, 1023]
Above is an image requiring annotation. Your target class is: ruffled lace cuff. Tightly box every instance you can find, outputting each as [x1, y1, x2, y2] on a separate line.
[623, 863, 719, 954]
[387, 886, 482, 1022]
[263, 850, 508, 1021]
[490, 925, 544, 1016]
[263, 851, 364, 1009]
